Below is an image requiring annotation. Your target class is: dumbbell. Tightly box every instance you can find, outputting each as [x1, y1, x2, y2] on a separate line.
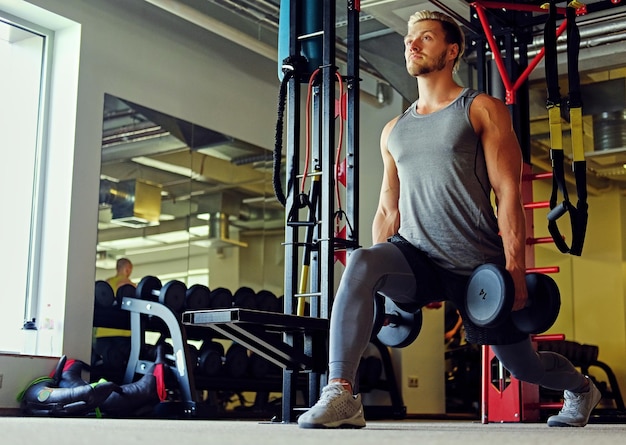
[256, 290, 282, 313]
[136, 276, 187, 313]
[224, 343, 249, 378]
[372, 294, 423, 348]
[233, 286, 257, 309]
[185, 284, 211, 310]
[197, 340, 225, 376]
[94, 281, 116, 308]
[465, 263, 561, 334]
[209, 287, 234, 309]
[117, 283, 136, 300]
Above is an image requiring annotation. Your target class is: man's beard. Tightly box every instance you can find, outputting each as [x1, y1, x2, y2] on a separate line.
[408, 48, 448, 76]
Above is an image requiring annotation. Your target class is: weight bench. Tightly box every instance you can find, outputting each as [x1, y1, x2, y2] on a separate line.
[182, 307, 328, 423]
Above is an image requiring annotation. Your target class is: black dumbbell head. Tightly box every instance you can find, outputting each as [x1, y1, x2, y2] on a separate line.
[185, 284, 211, 310]
[465, 263, 514, 328]
[137, 276, 162, 300]
[95, 280, 115, 308]
[159, 280, 187, 313]
[511, 273, 561, 334]
[376, 296, 423, 348]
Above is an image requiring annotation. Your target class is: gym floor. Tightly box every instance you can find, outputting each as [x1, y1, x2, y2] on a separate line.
[1, 417, 624, 445]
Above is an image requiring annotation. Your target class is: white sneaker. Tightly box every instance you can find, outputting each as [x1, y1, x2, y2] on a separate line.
[297, 382, 366, 429]
[547, 378, 602, 427]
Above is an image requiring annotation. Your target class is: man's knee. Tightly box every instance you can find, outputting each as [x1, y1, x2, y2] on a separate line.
[344, 247, 381, 281]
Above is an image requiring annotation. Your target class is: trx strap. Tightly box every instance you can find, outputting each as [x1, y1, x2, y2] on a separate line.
[545, 2, 588, 256]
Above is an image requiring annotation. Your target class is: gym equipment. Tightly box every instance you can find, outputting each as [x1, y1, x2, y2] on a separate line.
[465, 263, 561, 334]
[224, 343, 249, 378]
[544, 2, 588, 256]
[117, 283, 136, 299]
[372, 294, 423, 348]
[187, 343, 199, 371]
[197, 341, 224, 377]
[185, 284, 211, 310]
[233, 286, 257, 309]
[136, 276, 187, 313]
[256, 290, 282, 313]
[18, 356, 122, 416]
[358, 355, 383, 390]
[249, 351, 278, 379]
[209, 287, 234, 309]
[95, 280, 116, 308]
[95, 337, 131, 370]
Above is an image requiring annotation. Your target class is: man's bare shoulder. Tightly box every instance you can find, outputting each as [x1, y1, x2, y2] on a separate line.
[469, 92, 511, 127]
[471, 91, 507, 111]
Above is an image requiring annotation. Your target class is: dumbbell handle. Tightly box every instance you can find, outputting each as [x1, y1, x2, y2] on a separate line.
[383, 312, 403, 327]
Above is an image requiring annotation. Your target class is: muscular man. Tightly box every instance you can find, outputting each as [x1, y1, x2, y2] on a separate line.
[297, 10, 600, 429]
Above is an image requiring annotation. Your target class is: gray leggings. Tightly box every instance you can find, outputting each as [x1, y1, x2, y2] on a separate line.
[328, 242, 587, 392]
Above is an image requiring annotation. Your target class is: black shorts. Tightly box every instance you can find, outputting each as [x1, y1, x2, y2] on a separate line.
[389, 234, 528, 346]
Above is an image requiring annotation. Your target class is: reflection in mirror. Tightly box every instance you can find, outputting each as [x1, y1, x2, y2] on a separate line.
[95, 94, 285, 296]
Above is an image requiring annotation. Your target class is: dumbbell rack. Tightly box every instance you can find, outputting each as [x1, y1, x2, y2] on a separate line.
[100, 295, 329, 419]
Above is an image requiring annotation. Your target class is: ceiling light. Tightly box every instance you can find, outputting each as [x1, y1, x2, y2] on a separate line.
[132, 156, 202, 179]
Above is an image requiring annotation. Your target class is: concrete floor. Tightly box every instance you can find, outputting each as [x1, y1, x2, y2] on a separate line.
[1, 416, 625, 445]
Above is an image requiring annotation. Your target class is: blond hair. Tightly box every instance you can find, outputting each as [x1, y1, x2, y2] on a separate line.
[407, 10, 465, 73]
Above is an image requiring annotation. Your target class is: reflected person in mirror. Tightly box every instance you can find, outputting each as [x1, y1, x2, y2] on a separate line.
[105, 258, 135, 291]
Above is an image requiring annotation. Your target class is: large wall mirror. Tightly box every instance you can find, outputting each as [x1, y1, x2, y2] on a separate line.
[95, 94, 286, 301]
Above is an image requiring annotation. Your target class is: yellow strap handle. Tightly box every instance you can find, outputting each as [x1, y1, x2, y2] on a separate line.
[569, 107, 585, 162]
[548, 105, 564, 152]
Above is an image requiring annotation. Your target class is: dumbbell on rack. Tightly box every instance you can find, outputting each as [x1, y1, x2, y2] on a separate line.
[209, 287, 234, 309]
[197, 340, 225, 377]
[224, 343, 249, 378]
[95, 280, 116, 309]
[256, 290, 282, 313]
[136, 276, 187, 313]
[185, 284, 211, 311]
[94, 281, 136, 309]
[233, 286, 257, 309]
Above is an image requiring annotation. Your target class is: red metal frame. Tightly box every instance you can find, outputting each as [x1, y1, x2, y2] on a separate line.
[482, 334, 565, 423]
[481, 166, 563, 423]
[470, 1, 571, 104]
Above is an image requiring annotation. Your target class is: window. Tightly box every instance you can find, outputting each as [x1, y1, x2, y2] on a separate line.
[0, 13, 50, 353]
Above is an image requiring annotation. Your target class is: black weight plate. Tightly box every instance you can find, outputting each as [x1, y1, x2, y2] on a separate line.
[256, 290, 281, 312]
[116, 283, 136, 300]
[224, 343, 249, 378]
[371, 293, 386, 338]
[249, 352, 272, 378]
[94, 280, 115, 308]
[198, 345, 224, 376]
[210, 287, 233, 309]
[376, 297, 423, 348]
[159, 280, 187, 312]
[512, 273, 561, 334]
[234, 286, 257, 309]
[185, 284, 211, 310]
[465, 263, 513, 327]
[137, 276, 162, 300]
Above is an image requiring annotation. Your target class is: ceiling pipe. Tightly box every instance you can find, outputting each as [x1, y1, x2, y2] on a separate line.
[144, 0, 277, 60]
[144, 0, 389, 107]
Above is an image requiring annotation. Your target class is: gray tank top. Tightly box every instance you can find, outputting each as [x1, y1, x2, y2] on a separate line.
[387, 88, 504, 274]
